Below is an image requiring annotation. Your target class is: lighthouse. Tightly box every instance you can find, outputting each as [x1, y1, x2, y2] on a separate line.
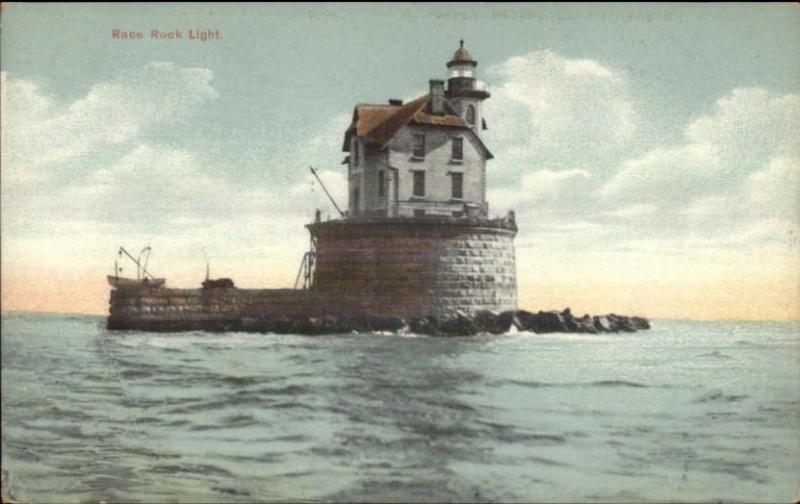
[307, 41, 518, 319]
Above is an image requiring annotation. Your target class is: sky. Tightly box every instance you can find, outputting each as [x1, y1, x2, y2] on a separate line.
[1, 3, 798, 320]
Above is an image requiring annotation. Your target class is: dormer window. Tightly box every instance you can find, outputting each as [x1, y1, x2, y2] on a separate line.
[466, 105, 476, 126]
[413, 134, 425, 159]
[451, 137, 463, 161]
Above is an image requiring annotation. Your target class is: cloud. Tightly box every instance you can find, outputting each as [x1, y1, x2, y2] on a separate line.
[488, 168, 591, 211]
[686, 88, 799, 169]
[1, 139, 317, 292]
[603, 204, 658, 219]
[681, 195, 733, 218]
[485, 50, 636, 175]
[745, 156, 800, 218]
[64, 145, 233, 225]
[481, 54, 797, 258]
[1, 61, 350, 249]
[597, 142, 721, 203]
[302, 111, 352, 169]
[641, 154, 800, 252]
[599, 87, 799, 206]
[1, 62, 218, 182]
[16, 142, 347, 235]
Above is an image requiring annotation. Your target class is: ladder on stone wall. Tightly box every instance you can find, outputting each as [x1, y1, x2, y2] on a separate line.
[293, 235, 316, 290]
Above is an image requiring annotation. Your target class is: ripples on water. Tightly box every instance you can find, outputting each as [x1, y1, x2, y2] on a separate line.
[2, 314, 798, 502]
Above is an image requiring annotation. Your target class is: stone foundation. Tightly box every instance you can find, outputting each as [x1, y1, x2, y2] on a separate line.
[308, 217, 517, 318]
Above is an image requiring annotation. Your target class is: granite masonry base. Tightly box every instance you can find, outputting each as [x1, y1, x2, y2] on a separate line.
[307, 217, 519, 319]
[108, 287, 649, 336]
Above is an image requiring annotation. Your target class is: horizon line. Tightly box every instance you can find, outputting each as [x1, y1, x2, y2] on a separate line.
[2, 309, 798, 325]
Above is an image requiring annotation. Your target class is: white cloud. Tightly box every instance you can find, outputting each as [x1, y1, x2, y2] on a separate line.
[599, 88, 799, 217]
[67, 145, 227, 222]
[45, 143, 350, 232]
[603, 204, 658, 219]
[563, 59, 616, 79]
[302, 112, 352, 168]
[485, 50, 636, 172]
[0, 63, 217, 182]
[0, 61, 349, 284]
[598, 142, 720, 202]
[745, 156, 800, 218]
[480, 54, 797, 261]
[681, 195, 734, 218]
[1, 139, 317, 290]
[686, 88, 799, 169]
[672, 155, 799, 251]
[488, 168, 591, 211]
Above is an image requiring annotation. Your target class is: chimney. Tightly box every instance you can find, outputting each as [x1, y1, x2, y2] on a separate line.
[429, 79, 445, 115]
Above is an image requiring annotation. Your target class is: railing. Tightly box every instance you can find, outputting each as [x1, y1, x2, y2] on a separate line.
[389, 199, 488, 218]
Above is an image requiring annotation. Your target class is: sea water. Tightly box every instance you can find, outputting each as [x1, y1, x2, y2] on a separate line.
[1, 313, 798, 503]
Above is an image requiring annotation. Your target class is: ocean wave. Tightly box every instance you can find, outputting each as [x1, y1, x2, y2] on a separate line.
[698, 351, 733, 359]
[591, 380, 648, 388]
[494, 379, 651, 389]
[212, 486, 251, 497]
[189, 414, 258, 431]
[692, 389, 749, 404]
[149, 463, 233, 477]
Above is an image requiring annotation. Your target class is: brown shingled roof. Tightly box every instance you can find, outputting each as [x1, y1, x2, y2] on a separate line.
[349, 105, 397, 137]
[348, 95, 466, 148]
[344, 93, 493, 158]
[363, 95, 431, 148]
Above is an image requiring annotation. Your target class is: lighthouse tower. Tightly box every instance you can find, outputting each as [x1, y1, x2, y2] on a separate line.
[445, 40, 490, 137]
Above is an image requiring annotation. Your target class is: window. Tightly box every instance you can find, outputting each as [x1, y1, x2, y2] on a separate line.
[413, 134, 425, 158]
[352, 188, 360, 213]
[378, 170, 385, 197]
[413, 170, 425, 197]
[452, 211, 464, 218]
[414, 209, 426, 218]
[352, 139, 359, 165]
[452, 137, 463, 161]
[451, 172, 463, 199]
[466, 105, 476, 126]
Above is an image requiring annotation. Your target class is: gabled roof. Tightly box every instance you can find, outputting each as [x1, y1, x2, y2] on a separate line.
[343, 94, 493, 159]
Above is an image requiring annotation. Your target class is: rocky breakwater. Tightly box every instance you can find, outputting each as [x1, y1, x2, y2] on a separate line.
[216, 307, 649, 336]
[404, 307, 649, 336]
